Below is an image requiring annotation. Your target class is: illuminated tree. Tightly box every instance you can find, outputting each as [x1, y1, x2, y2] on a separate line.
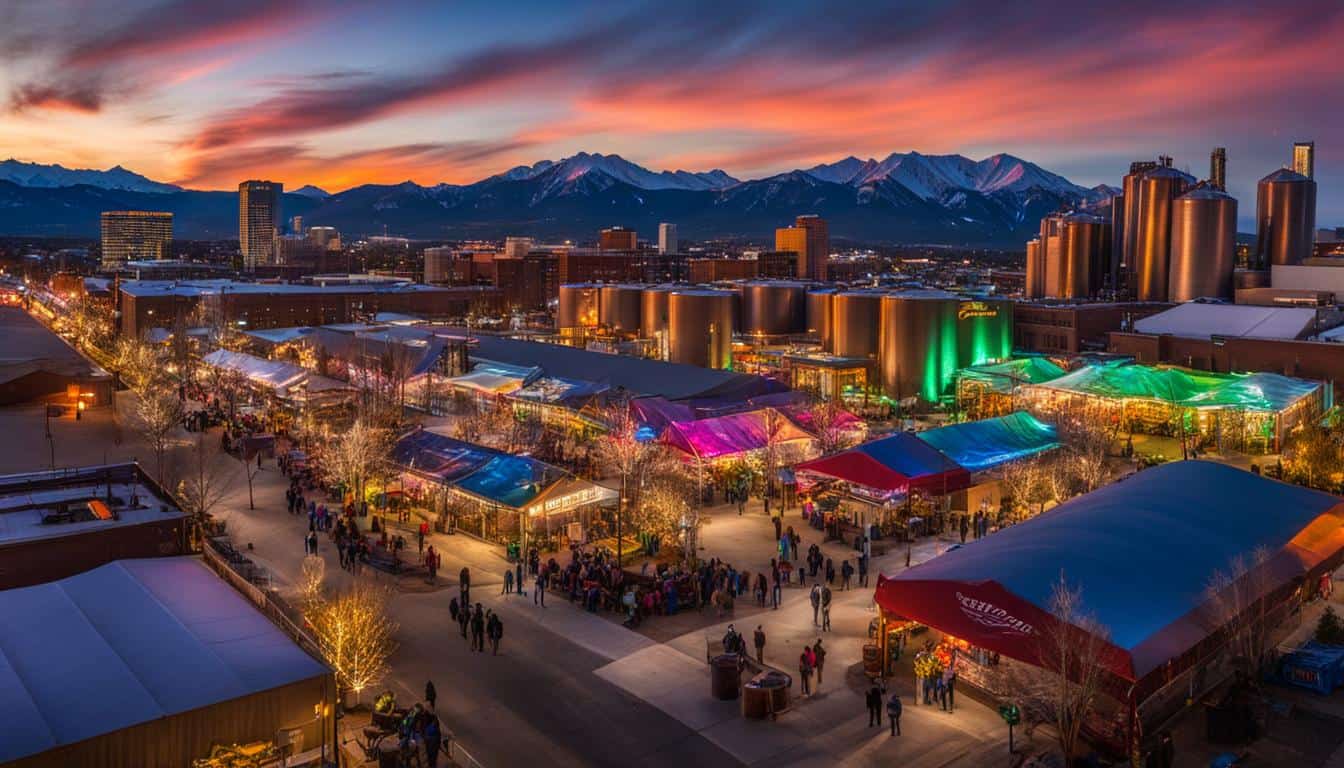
[1282, 420, 1344, 491]
[136, 388, 184, 484]
[114, 333, 169, 395]
[594, 403, 663, 563]
[299, 555, 326, 608]
[306, 582, 398, 701]
[321, 419, 390, 508]
[809, 400, 858, 455]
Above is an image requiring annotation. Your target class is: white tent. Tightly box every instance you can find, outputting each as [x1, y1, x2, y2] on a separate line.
[0, 558, 331, 767]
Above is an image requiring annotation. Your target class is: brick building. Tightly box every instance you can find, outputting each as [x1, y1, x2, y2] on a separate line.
[1013, 302, 1171, 354]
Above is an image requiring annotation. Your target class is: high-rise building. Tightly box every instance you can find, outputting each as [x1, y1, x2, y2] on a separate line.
[290, 215, 303, 235]
[599, 226, 637, 251]
[238, 180, 282, 271]
[1293, 141, 1315, 180]
[100, 211, 173, 269]
[658, 223, 677, 254]
[423, 246, 454, 284]
[775, 214, 829, 282]
[503, 237, 533, 259]
[308, 226, 340, 251]
[1210, 147, 1227, 191]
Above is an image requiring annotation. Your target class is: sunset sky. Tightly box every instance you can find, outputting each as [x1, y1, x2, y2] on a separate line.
[2, 0, 1341, 222]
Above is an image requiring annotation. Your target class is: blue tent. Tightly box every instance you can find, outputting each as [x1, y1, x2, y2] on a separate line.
[915, 411, 1060, 472]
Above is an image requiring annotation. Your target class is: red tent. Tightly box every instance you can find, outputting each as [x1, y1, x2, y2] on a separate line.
[796, 431, 970, 496]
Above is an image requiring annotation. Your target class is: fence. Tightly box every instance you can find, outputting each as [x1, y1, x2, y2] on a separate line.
[201, 538, 322, 662]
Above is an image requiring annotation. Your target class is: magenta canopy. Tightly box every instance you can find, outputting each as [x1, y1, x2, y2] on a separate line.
[660, 409, 813, 459]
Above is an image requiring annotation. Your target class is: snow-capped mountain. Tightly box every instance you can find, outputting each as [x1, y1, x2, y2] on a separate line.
[804, 151, 1102, 201]
[291, 184, 331, 199]
[492, 152, 738, 194]
[0, 159, 181, 194]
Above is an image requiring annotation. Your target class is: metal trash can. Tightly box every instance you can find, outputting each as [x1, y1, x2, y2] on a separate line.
[711, 654, 742, 700]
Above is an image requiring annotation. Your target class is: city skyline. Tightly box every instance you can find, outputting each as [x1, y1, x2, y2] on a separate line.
[1, 1, 1341, 224]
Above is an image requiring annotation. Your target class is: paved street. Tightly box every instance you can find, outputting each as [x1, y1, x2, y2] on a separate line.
[0, 399, 1016, 766]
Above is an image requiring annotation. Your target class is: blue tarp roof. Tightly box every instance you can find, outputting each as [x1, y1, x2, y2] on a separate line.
[887, 461, 1344, 679]
[915, 412, 1060, 472]
[392, 430, 572, 510]
[392, 429, 495, 482]
[454, 454, 567, 509]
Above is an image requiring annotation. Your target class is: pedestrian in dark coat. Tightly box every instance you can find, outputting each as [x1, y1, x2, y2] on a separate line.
[470, 604, 485, 652]
[425, 680, 437, 710]
[449, 597, 460, 624]
[753, 625, 766, 664]
[887, 694, 902, 735]
[866, 684, 883, 726]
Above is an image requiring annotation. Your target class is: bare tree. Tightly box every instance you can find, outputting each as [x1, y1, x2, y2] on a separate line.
[809, 400, 856, 455]
[172, 434, 232, 541]
[299, 555, 326, 608]
[1013, 572, 1113, 763]
[1201, 546, 1274, 681]
[306, 581, 398, 703]
[235, 440, 263, 510]
[136, 388, 184, 484]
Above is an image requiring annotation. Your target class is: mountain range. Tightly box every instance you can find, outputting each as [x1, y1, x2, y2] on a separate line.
[0, 151, 1115, 246]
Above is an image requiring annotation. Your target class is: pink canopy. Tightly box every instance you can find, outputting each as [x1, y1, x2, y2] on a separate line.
[660, 408, 814, 460]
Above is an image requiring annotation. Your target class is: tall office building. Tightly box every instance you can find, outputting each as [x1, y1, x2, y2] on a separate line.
[238, 180, 282, 271]
[775, 214, 829, 282]
[503, 236, 534, 259]
[1210, 147, 1227, 191]
[290, 215, 303, 235]
[658, 223, 677, 254]
[100, 211, 173, 269]
[308, 226, 340, 251]
[599, 226, 637, 251]
[1293, 141, 1315, 180]
[423, 246, 454, 284]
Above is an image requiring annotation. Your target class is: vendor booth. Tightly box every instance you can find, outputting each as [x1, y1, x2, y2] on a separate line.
[392, 429, 616, 552]
[873, 461, 1344, 755]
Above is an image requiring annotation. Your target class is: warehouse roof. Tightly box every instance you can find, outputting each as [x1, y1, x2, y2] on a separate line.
[0, 306, 109, 386]
[118, 279, 449, 297]
[1133, 302, 1317, 340]
[0, 558, 328, 763]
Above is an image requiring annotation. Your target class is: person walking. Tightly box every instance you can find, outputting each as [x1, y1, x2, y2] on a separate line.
[423, 712, 442, 768]
[825, 557, 835, 585]
[798, 649, 813, 696]
[771, 565, 782, 610]
[858, 553, 869, 588]
[866, 683, 883, 726]
[487, 612, 503, 655]
[449, 597, 460, 625]
[503, 568, 514, 595]
[936, 673, 947, 711]
[945, 668, 956, 712]
[459, 602, 470, 639]
[535, 571, 546, 606]
[959, 514, 969, 543]
[887, 693, 902, 736]
[753, 625, 766, 664]
[516, 561, 525, 597]
[470, 604, 485, 652]
[425, 680, 437, 711]
[459, 567, 471, 604]
[810, 584, 821, 626]
[820, 585, 832, 631]
[772, 514, 781, 542]
[813, 638, 827, 687]
[840, 559, 853, 590]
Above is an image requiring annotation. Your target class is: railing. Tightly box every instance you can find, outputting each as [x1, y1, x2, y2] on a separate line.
[445, 737, 487, 768]
[201, 538, 323, 662]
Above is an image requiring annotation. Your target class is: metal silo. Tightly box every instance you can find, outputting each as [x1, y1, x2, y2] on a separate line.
[1109, 193, 1125, 291]
[598, 284, 644, 336]
[806, 289, 836, 347]
[1256, 168, 1317, 266]
[878, 294, 951, 403]
[1040, 214, 1065, 298]
[741, 281, 808, 336]
[831, 291, 883, 358]
[1134, 167, 1189, 302]
[640, 285, 674, 338]
[667, 290, 735, 369]
[1169, 188, 1237, 301]
[1060, 213, 1107, 300]
[557, 284, 600, 329]
[1024, 238, 1044, 298]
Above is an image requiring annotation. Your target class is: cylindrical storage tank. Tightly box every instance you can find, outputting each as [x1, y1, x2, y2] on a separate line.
[1024, 239, 1044, 298]
[1061, 213, 1107, 299]
[830, 291, 883, 358]
[805, 289, 835, 347]
[598, 284, 643, 337]
[1122, 170, 1147, 290]
[741, 281, 807, 336]
[953, 298, 1014, 372]
[1109, 193, 1126, 291]
[1256, 169, 1316, 266]
[1169, 188, 1237, 301]
[1233, 269, 1270, 290]
[557, 284, 600, 329]
[640, 285, 674, 338]
[879, 295, 952, 403]
[667, 290, 735, 369]
[1134, 167, 1189, 302]
[1040, 214, 1065, 298]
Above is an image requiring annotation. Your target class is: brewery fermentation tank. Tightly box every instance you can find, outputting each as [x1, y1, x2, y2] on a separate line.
[740, 281, 807, 336]
[598, 284, 644, 336]
[830, 291, 883, 358]
[667, 290, 735, 369]
[1169, 188, 1237, 301]
[557, 284, 600, 329]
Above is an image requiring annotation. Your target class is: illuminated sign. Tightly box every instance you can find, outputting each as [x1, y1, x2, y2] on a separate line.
[958, 301, 999, 320]
[955, 591, 1035, 636]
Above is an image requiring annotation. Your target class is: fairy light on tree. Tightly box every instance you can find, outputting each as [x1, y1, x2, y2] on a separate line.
[306, 582, 398, 704]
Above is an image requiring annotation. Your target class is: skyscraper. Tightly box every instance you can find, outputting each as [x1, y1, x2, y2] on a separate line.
[100, 211, 173, 269]
[290, 215, 304, 235]
[658, 222, 677, 254]
[1210, 147, 1227, 191]
[599, 226, 637, 251]
[775, 214, 829, 282]
[1293, 141, 1315, 180]
[238, 180, 282, 271]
